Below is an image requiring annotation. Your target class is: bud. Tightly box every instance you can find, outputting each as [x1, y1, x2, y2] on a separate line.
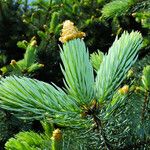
[51, 129, 63, 150]
[10, 60, 17, 65]
[127, 69, 134, 78]
[23, 19, 28, 23]
[52, 129, 62, 141]
[59, 20, 86, 43]
[43, 24, 47, 29]
[118, 85, 129, 95]
[30, 40, 37, 46]
[39, 64, 44, 67]
[132, 13, 136, 17]
[134, 86, 141, 93]
[22, 14, 26, 18]
[90, 99, 99, 111]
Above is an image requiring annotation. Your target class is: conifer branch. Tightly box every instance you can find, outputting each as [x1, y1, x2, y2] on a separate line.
[60, 39, 95, 104]
[92, 115, 113, 150]
[141, 91, 149, 123]
[95, 31, 143, 102]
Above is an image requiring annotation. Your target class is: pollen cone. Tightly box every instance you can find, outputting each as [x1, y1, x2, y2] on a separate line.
[59, 20, 86, 43]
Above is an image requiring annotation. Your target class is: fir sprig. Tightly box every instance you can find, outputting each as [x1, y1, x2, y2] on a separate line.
[0, 31, 143, 131]
[95, 31, 143, 102]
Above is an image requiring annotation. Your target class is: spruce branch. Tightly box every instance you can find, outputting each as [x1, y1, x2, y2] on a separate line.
[95, 31, 143, 102]
[5, 131, 51, 150]
[141, 91, 149, 123]
[101, 0, 136, 19]
[60, 39, 95, 104]
[118, 140, 150, 150]
[0, 30, 143, 136]
[0, 76, 87, 127]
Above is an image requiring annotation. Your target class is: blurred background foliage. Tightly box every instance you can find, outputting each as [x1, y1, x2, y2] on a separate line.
[0, 0, 149, 149]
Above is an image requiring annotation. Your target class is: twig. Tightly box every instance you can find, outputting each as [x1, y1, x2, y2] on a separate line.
[93, 114, 113, 150]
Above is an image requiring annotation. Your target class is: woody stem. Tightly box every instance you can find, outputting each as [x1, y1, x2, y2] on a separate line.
[92, 114, 112, 150]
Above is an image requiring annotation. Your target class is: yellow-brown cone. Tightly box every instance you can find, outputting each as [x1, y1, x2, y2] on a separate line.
[52, 129, 62, 141]
[10, 60, 17, 65]
[118, 85, 129, 95]
[59, 20, 86, 43]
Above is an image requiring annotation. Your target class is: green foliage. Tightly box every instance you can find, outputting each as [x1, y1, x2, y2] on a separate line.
[0, 38, 43, 76]
[35, 25, 61, 84]
[22, 0, 113, 60]
[62, 128, 102, 149]
[60, 39, 94, 104]
[90, 50, 104, 71]
[50, 12, 60, 34]
[101, 0, 135, 19]
[0, 31, 147, 149]
[101, 53, 150, 149]
[101, 0, 150, 54]
[0, 0, 28, 60]
[0, 75, 88, 127]
[132, 53, 150, 80]
[0, 109, 32, 148]
[5, 131, 51, 150]
[133, 11, 150, 29]
[0, 0, 149, 82]
[0, 0, 150, 149]
[142, 65, 150, 91]
[95, 31, 142, 102]
[0, 31, 142, 122]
